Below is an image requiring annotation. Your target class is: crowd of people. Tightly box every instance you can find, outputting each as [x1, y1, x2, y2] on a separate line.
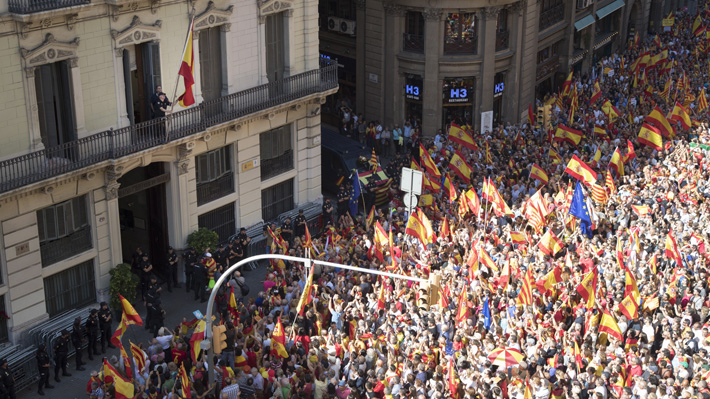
[56, 6, 710, 399]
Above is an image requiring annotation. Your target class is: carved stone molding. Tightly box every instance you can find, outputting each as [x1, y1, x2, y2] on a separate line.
[194, 1, 233, 31]
[354, 0, 366, 10]
[383, 2, 405, 16]
[105, 165, 124, 182]
[481, 6, 501, 20]
[20, 33, 80, 69]
[177, 159, 190, 175]
[258, 0, 293, 23]
[178, 142, 194, 159]
[106, 182, 121, 200]
[423, 8, 442, 21]
[110, 16, 162, 48]
[66, 14, 78, 31]
[511, 0, 527, 14]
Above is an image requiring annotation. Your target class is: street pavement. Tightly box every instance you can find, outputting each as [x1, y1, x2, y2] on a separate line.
[17, 259, 269, 399]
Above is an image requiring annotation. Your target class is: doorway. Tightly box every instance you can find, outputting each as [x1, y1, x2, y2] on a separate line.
[118, 163, 170, 277]
[122, 42, 162, 124]
[35, 61, 76, 151]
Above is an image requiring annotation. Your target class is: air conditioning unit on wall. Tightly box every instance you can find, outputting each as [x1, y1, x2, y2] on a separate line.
[328, 17, 342, 32]
[340, 19, 356, 35]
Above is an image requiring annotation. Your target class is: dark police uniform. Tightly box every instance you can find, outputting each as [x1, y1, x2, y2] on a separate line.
[294, 212, 307, 238]
[236, 229, 251, 260]
[53, 330, 71, 381]
[36, 345, 54, 395]
[148, 299, 165, 337]
[85, 310, 100, 360]
[144, 282, 160, 330]
[192, 261, 207, 302]
[71, 319, 86, 369]
[98, 303, 114, 352]
[166, 247, 179, 292]
[182, 248, 197, 293]
[337, 185, 349, 215]
[0, 360, 14, 399]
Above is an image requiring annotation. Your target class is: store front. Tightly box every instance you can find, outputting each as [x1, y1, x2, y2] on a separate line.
[442, 77, 475, 129]
[404, 75, 423, 125]
[493, 72, 505, 125]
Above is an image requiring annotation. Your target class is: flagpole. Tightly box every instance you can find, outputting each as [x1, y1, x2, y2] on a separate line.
[166, 15, 195, 140]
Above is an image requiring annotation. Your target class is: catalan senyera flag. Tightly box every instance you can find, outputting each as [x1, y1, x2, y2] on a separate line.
[271, 317, 289, 358]
[637, 123, 663, 151]
[599, 310, 623, 341]
[693, 14, 704, 36]
[646, 106, 674, 137]
[529, 163, 549, 185]
[565, 155, 597, 186]
[605, 169, 616, 194]
[119, 294, 143, 326]
[660, 79, 672, 103]
[419, 144, 441, 178]
[110, 313, 128, 348]
[178, 363, 191, 398]
[698, 88, 709, 113]
[449, 151, 472, 183]
[448, 123, 477, 150]
[576, 268, 598, 309]
[538, 229, 564, 256]
[189, 320, 206, 362]
[103, 358, 135, 399]
[670, 102, 691, 130]
[590, 82, 602, 103]
[591, 183, 608, 204]
[665, 229, 683, 268]
[177, 18, 195, 107]
[129, 340, 146, 374]
[517, 267, 534, 306]
[608, 147, 624, 177]
[554, 124, 583, 146]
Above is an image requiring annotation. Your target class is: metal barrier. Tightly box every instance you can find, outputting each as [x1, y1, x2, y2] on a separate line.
[25, 306, 100, 365]
[4, 345, 38, 392]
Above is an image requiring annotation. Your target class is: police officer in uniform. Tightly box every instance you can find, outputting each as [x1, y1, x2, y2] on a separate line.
[144, 275, 161, 329]
[192, 260, 207, 302]
[236, 227, 251, 260]
[281, 217, 293, 244]
[85, 309, 100, 360]
[36, 345, 54, 396]
[294, 209, 307, 238]
[0, 359, 14, 399]
[166, 246, 179, 292]
[148, 299, 166, 337]
[53, 329, 72, 382]
[71, 317, 86, 371]
[139, 253, 153, 298]
[365, 177, 377, 210]
[182, 247, 197, 294]
[98, 302, 114, 353]
[337, 185, 349, 215]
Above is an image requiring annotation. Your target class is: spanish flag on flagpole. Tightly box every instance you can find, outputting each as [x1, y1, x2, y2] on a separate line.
[103, 358, 135, 399]
[119, 294, 143, 326]
[177, 17, 195, 107]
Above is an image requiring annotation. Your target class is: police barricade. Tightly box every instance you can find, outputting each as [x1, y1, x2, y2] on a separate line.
[4, 344, 38, 392]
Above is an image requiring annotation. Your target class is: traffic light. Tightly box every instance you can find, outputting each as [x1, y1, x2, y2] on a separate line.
[543, 104, 552, 130]
[426, 273, 441, 307]
[536, 107, 544, 128]
[212, 325, 227, 354]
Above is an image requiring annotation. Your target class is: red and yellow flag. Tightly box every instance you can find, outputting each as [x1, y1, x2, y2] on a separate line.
[271, 317, 289, 358]
[599, 310, 623, 341]
[554, 124, 583, 146]
[538, 229, 564, 256]
[103, 358, 135, 399]
[565, 155, 597, 186]
[665, 229, 683, 267]
[449, 151, 472, 183]
[110, 313, 128, 348]
[645, 106, 674, 137]
[529, 163, 549, 185]
[119, 294, 143, 326]
[637, 123, 663, 151]
[608, 147, 624, 177]
[129, 340, 146, 374]
[517, 267, 534, 306]
[177, 18, 195, 107]
[189, 320, 206, 362]
[179, 363, 191, 398]
[670, 102, 691, 130]
[448, 123, 477, 150]
[296, 268, 314, 316]
[419, 144, 441, 178]
[576, 268, 598, 309]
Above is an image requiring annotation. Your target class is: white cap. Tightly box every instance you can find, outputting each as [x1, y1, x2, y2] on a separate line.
[205, 252, 212, 257]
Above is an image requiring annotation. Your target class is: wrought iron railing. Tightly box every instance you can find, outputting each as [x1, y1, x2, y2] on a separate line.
[9, 0, 90, 13]
[40, 225, 93, 267]
[196, 173, 234, 206]
[496, 29, 510, 52]
[444, 38, 477, 55]
[260, 149, 294, 181]
[539, 4, 565, 31]
[403, 33, 425, 53]
[0, 60, 338, 194]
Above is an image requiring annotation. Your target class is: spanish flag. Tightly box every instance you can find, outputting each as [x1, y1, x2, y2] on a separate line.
[448, 357, 460, 399]
[374, 221, 388, 248]
[548, 148, 562, 165]
[103, 358, 135, 399]
[189, 320, 206, 362]
[405, 211, 427, 245]
[593, 126, 607, 138]
[554, 124, 583, 146]
[448, 123, 477, 150]
[631, 204, 651, 216]
[418, 194, 434, 207]
[366, 205, 375, 231]
[296, 268, 314, 315]
[670, 102, 691, 130]
[177, 18, 195, 107]
[449, 151, 472, 183]
[601, 100, 621, 120]
[665, 229, 683, 267]
[482, 178, 513, 217]
[529, 163, 549, 185]
[419, 144, 441, 178]
[535, 265, 563, 295]
[479, 248, 499, 272]
[608, 147, 624, 177]
[528, 104, 535, 125]
[564, 155, 597, 186]
[419, 210, 436, 244]
[454, 288, 469, 323]
[590, 82, 602, 104]
[575, 268, 598, 309]
[599, 310, 623, 341]
[119, 294, 143, 326]
[510, 231, 527, 246]
[271, 317, 289, 358]
[538, 229, 564, 256]
[110, 313, 129, 348]
[637, 123, 663, 151]
[464, 189, 481, 217]
[646, 106, 674, 137]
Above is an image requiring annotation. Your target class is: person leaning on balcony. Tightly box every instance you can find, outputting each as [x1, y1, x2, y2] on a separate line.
[149, 85, 163, 118]
[152, 93, 172, 119]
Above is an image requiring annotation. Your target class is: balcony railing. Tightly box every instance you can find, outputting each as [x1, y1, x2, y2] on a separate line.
[196, 172, 234, 206]
[403, 33, 425, 53]
[539, 4, 565, 31]
[444, 38, 478, 55]
[496, 29, 510, 52]
[9, 0, 90, 13]
[0, 59, 338, 194]
[261, 149, 294, 181]
[40, 225, 93, 267]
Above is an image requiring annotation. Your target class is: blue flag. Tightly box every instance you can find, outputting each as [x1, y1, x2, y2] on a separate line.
[483, 296, 492, 331]
[569, 181, 593, 238]
[349, 171, 361, 216]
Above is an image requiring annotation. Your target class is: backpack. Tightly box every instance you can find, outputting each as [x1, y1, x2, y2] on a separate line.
[237, 278, 250, 297]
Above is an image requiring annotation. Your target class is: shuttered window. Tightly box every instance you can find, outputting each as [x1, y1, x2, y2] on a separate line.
[44, 260, 96, 317]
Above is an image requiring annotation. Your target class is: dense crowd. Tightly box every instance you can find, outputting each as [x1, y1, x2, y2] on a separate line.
[45, 6, 710, 399]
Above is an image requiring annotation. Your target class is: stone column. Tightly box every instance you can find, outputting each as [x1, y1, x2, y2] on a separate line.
[355, 0, 366, 114]
[165, 142, 194, 281]
[383, 3, 404, 128]
[104, 165, 124, 269]
[422, 8, 442, 136]
[24, 67, 44, 150]
[220, 24, 233, 95]
[479, 7, 499, 117]
[283, 9, 294, 78]
[69, 58, 88, 139]
[509, 0, 527, 122]
[113, 49, 131, 128]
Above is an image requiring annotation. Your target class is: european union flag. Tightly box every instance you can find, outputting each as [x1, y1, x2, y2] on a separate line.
[349, 171, 361, 216]
[483, 296, 492, 331]
[569, 181, 593, 238]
